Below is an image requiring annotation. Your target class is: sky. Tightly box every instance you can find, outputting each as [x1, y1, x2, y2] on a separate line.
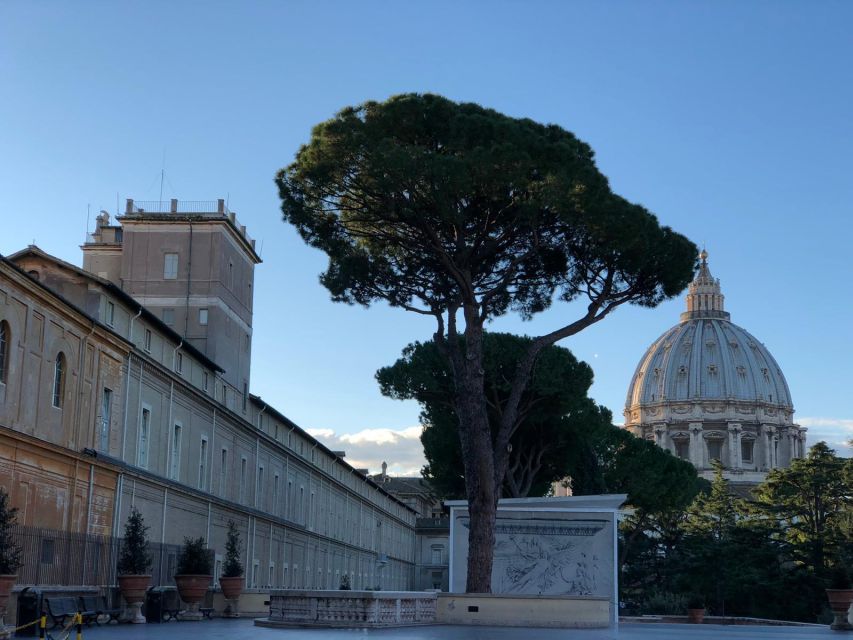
[2, 1, 852, 474]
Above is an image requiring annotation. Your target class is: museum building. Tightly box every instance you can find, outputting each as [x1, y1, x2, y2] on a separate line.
[0, 199, 416, 591]
[624, 250, 806, 485]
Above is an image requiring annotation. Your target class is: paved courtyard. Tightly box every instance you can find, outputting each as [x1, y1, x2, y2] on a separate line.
[69, 618, 834, 640]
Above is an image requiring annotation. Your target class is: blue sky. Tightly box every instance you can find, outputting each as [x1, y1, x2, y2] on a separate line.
[2, 1, 851, 472]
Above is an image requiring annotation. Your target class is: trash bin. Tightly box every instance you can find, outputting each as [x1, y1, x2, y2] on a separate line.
[16, 587, 41, 637]
[145, 587, 163, 624]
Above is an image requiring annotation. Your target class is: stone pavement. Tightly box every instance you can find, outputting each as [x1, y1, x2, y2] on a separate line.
[70, 618, 835, 640]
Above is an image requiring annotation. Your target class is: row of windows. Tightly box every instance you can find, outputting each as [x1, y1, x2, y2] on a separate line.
[673, 438, 756, 463]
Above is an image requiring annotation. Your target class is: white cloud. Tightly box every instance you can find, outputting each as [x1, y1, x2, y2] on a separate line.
[798, 416, 853, 456]
[307, 426, 427, 476]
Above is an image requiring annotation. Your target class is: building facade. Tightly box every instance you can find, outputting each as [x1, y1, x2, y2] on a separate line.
[624, 251, 806, 484]
[0, 199, 417, 591]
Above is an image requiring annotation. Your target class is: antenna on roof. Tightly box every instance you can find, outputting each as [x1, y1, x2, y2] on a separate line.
[159, 148, 166, 212]
[86, 203, 90, 238]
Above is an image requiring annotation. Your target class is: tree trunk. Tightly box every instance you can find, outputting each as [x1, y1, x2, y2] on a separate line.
[450, 315, 497, 593]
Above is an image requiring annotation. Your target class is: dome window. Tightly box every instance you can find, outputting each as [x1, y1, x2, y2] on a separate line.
[678, 365, 687, 375]
[707, 364, 718, 374]
[653, 368, 661, 377]
[736, 365, 746, 376]
[761, 368, 769, 377]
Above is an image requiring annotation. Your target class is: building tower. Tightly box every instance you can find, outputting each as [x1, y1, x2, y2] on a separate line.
[82, 199, 261, 402]
[623, 250, 805, 485]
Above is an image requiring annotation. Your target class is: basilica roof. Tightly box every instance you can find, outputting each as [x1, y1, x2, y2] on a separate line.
[625, 251, 793, 411]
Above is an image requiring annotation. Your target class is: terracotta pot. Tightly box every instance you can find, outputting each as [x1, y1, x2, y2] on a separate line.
[0, 574, 17, 615]
[118, 574, 151, 603]
[825, 589, 853, 630]
[687, 607, 705, 624]
[219, 576, 244, 600]
[118, 574, 151, 624]
[174, 574, 212, 605]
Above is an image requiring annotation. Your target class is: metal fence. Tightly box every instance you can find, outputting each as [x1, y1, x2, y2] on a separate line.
[12, 525, 182, 588]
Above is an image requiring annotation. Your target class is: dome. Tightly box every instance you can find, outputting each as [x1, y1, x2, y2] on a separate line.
[623, 250, 804, 483]
[625, 319, 793, 409]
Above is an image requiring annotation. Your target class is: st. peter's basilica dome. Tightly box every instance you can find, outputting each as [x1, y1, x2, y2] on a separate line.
[624, 250, 806, 484]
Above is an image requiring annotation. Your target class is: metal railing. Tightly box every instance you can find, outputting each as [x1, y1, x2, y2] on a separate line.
[123, 199, 255, 249]
[129, 200, 231, 215]
[12, 524, 182, 588]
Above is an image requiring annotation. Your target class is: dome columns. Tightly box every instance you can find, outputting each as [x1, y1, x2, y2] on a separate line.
[761, 425, 778, 470]
[653, 424, 668, 450]
[689, 423, 704, 467]
[727, 423, 743, 469]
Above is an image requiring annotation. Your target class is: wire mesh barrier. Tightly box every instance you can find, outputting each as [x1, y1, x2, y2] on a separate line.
[12, 525, 182, 588]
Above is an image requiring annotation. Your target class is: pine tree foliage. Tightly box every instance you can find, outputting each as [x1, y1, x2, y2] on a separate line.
[222, 520, 244, 578]
[0, 488, 21, 574]
[117, 507, 152, 575]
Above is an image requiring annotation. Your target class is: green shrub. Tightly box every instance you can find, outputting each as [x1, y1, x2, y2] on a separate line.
[222, 521, 243, 578]
[117, 507, 152, 575]
[176, 537, 213, 575]
[0, 489, 21, 574]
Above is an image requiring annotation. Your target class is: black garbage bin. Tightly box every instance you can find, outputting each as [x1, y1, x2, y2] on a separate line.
[16, 587, 42, 637]
[145, 587, 163, 624]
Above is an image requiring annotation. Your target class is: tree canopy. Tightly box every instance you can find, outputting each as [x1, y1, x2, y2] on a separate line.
[377, 332, 612, 498]
[277, 93, 697, 591]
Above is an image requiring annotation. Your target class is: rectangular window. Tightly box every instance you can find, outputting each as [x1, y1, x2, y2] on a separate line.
[273, 473, 280, 516]
[164, 253, 178, 279]
[431, 547, 442, 565]
[199, 437, 208, 490]
[162, 308, 174, 325]
[138, 408, 150, 468]
[99, 388, 112, 451]
[741, 439, 754, 464]
[144, 328, 152, 352]
[219, 448, 228, 496]
[242, 382, 248, 412]
[202, 371, 209, 393]
[199, 308, 208, 325]
[675, 439, 690, 460]
[708, 440, 723, 463]
[175, 352, 183, 374]
[257, 465, 265, 508]
[105, 301, 115, 326]
[170, 423, 182, 480]
[239, 456, 247, 502]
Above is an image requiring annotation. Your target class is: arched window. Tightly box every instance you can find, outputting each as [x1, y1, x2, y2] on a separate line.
[52, 352, 66, 408]
[0, 321, 8, 384]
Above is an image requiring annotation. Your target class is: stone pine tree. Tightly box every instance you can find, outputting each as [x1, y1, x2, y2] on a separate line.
[377, 332, 612, 499]
[276, 93, 697, 592]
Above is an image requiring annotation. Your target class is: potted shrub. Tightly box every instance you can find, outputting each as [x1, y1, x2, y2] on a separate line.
[117, 507, 153, 623]
[174, 536, 213, 621]
[826, 564, 853, 631]
[219, 521, 244, 618]
[0, 489, 22, 628]
[686, 594, 706, 624]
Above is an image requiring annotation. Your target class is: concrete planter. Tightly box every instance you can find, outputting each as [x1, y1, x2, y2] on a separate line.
[0, 575, 16, 627]
[174, 574, 211, 621]
[219, 576, 244, 618]
[118, 574, 151, 624]
[687, 607, 706, 624]
[825, 589, 853, 631]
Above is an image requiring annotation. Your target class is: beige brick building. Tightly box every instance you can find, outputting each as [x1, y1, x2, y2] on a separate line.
[0, 200, 416, 591]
